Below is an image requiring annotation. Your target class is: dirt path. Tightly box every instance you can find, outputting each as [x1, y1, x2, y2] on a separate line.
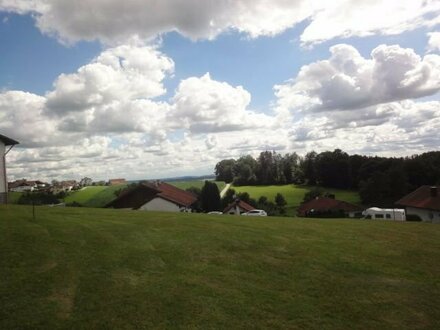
[220, 183, 231, 198]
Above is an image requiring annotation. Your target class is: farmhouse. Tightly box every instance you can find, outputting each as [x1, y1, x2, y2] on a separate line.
[223, 199, 255, 215]
[106, 181, 197, 212]
[0, 134, 19, 204]
[395, 186, 440, 223]
[298, 197, 362, 217]
[108, 178, 126, 185]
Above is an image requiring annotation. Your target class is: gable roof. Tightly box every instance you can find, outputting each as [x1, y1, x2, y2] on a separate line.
[106, 181, 197, 209]
[0, 134, 19, 146]
[223, 199, 255, 213]
[395, 185, 440, 211]
[297, 197, 362, 216]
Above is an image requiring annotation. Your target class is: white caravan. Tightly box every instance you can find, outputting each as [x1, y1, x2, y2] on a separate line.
[362, 207, 406, 221]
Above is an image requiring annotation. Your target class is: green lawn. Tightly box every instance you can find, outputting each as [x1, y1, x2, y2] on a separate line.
[232, 184, 361, 215]
[64, 185, 128, 208]
[168, 180, 225, 192]
[1, 205, 439, 329]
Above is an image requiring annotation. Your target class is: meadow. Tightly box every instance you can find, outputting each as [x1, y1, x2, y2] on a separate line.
[232, 184, 361, 214]
[1, 205, 439, 329]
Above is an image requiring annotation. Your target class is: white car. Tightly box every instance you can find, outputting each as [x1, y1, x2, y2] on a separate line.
[242, 209, 267, 216]
[207, 211, 223, 215]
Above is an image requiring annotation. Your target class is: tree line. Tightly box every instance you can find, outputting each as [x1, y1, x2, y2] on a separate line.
[215, 150, 440, 206]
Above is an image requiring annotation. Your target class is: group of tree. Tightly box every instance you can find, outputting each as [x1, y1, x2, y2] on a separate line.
[215, 151, 303, 186]
[215, 150, 440, 206]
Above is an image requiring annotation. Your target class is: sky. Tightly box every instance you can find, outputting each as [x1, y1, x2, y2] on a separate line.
[0, 0, 439, 181]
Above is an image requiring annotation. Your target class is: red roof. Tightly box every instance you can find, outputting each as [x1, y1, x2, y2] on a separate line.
[297, 197, 361, 216]
[223, 200, 255, 213]
[107, 181, 197, 209]
[395, 186, 440, 211]
[154, 182, 198, 207]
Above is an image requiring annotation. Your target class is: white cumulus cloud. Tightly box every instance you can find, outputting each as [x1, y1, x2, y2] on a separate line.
[1, 0, 439, 45]
[275, 44, 440, 113]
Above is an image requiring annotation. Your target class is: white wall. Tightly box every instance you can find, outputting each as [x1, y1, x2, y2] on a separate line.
[0, 141, 6, 194]
[139, 197, 181, 212]
[407, 207, 440, 224]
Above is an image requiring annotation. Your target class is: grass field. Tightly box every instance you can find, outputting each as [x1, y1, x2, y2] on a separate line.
[63, 185, 128, 208]
[1, 205, 439, 329]
[168, 180, 225, 191]
[232, 184, 361, 215]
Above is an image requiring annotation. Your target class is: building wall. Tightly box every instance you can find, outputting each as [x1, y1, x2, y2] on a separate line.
[0, 141, 6, 194]
[407, 207, 440, 223]
[139, 197, 181, 212]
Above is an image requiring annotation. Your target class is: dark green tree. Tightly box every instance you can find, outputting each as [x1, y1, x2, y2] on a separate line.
[200, 181, 221, 212]
[215, 159, 236, 183]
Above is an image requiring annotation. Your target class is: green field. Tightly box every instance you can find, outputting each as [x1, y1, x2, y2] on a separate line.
[1, 205, 439, 329]
[64, 185, 128, 208]
[232, 184, 361, 215]
[167, 180, 225, 191]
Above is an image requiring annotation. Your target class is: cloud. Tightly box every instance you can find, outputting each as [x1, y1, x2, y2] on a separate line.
[300, 0, 440, 46]
[427, 31, 440, 52]
[1, 0, 438, 45]
[170, 73, 274, 133]
[46, 44, 174, 114]
[275, 44, 440, 113]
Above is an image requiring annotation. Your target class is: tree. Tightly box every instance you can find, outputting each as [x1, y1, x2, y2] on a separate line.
[233, 155, 258, 185]
[215, 159, 236, 183]
[303, 187, 324, 203]
[275, 193, 287, 214]
[301, 151, 318, 185]
[200, 181, 221, 212]
[221, 188, 236, 208]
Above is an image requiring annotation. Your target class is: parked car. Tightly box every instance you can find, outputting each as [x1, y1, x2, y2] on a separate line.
[242, 209, 267, 216]
[207, 211, 223, 215]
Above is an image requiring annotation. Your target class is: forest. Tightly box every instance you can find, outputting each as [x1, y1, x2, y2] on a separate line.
[215, 150, 440, 206]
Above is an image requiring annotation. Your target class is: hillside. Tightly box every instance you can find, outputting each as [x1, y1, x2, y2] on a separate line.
[232, 184, 361, 215]
[1, 205, 439, 329]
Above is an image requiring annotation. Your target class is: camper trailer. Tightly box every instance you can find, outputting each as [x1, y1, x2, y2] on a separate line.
[362, 207, 406, 221]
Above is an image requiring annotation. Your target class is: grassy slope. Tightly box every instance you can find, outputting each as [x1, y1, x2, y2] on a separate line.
[233, 184, 361, 214]
[63, 185, 127, 208]
[1, 205, 439, 329]
[168, 180, 225, 191]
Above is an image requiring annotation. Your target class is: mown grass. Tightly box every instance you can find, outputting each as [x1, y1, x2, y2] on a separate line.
[63, 185, 128, 207]
[232, 184, 361, 215]
[168, 180, 225, 191]
[0, 205, 439, 329]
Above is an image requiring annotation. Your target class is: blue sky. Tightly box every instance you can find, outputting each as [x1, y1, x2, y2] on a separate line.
[0, 1, 439, 180]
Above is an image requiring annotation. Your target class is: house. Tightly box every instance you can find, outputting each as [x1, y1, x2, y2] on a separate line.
[297, 197, 362, 218]
[9, 180, 37, 192]
[0, 134, 19, 204]
[106, 181, 197, 212]
[223, 199, 255, 215]
[395, 186, 440, 223]
[50, 180, 77, 194]
[108, 178, 126, 185]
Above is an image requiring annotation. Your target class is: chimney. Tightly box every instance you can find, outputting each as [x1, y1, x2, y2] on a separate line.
[430, 186, 438, 197]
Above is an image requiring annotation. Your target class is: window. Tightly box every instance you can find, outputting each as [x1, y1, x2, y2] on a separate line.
[386, 214, 391, 219]
[375, 214, 384, 219]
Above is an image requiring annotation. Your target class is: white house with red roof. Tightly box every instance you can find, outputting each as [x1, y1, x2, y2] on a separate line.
[396, 186, 440, 223]
[106, 181, 197, 212]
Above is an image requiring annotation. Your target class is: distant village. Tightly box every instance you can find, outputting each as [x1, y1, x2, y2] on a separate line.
[8, 177, 127, 194]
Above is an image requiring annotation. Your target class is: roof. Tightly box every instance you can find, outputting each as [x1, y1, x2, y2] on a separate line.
[0, 134, 19, 146]
[223, 199, 255, 213]
[395, 185, 440, 211]
[107, 181, 197, 209]
[154, 182, 198, 207]
[297, 197, 362, 216]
